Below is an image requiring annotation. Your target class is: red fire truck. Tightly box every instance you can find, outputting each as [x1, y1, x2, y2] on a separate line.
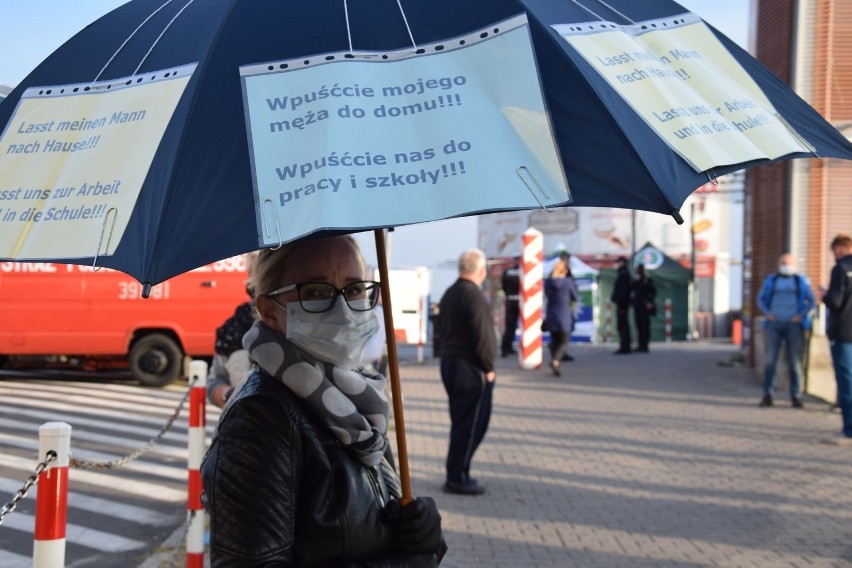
[0, 257, 250, 386]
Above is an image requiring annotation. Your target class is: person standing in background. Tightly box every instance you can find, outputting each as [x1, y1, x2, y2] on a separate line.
[543, 259, 579, 376]
[500, 258, 521, 357]
[207, 251, 259, 408]
[557, 251, 578, 362]
[611, 257, 632, 354]
[631, 265, 657, 353]
[438, 249, 497, 495]
[822, 234, 852, 445]
[756, 253, 816, 408]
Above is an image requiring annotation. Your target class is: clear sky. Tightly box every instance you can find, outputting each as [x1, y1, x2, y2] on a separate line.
[0, 0, 752, 294]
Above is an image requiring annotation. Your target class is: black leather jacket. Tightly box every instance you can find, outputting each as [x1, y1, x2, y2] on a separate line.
[202, 370, 433, 567]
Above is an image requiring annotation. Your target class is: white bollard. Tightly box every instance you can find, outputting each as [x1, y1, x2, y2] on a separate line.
[665, 298, 673, 343]
[604, 301, 613, 343]
[33, 422, 71, 568]
[519, 228, 544, 370]
[187, 360, 208, 568]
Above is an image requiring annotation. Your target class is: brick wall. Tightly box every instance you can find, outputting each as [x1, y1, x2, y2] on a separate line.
[747, 1, 795, 354]
[749, 0, 852, 376]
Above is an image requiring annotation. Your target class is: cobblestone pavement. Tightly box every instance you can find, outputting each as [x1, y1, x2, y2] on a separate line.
[396, 342, 852, 568]
[145, 341, 852, 567]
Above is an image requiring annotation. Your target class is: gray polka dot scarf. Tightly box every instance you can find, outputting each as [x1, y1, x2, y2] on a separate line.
[243, 320, 389, 466]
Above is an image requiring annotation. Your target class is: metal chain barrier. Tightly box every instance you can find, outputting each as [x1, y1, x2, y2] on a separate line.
[0, 451, 57, 526]
[69, 376, 197, 471]
[166, 510, 195, 568]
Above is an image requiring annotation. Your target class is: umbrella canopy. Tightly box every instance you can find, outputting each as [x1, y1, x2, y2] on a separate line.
[1, 0, 850, 287]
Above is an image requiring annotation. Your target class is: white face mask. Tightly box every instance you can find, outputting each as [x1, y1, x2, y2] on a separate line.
[285, 298, 380, 369]
[778, 265, 794, 276]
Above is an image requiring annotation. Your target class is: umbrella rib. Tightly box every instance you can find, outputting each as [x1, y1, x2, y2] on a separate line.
[94, 0, 181, 83]
[570, 0, 635, 25]
[592, 0, 637, 25]
[568, 0, 607, 22]
[133, 0, 198, 76]
[343, 0, 417, 51]
[343, 0, 354, 52]
[395, 0, 418, 49]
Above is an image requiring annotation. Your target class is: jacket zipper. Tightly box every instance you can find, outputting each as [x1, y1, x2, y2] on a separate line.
[366, 464, 386, 508]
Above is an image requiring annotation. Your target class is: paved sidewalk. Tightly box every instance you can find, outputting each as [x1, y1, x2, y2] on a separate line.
[399, 342, 852, 568]
[145, 341, 852, 567]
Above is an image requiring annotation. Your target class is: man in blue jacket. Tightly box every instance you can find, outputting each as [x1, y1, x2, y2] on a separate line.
[756, 253, 816, 408]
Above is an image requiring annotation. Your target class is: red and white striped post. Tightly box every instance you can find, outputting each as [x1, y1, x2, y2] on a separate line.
[187, 360, 208, 568]
[33, 422, 71, 568]
[604, 302, 613, 343]
[519, 228, 543, 370]
[665, 298, 673, 343]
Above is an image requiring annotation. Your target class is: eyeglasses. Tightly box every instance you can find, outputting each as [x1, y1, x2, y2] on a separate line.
[266, 280, 380, 313]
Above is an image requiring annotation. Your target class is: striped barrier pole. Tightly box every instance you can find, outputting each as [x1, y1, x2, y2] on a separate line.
[665, 298, 673, 343]
[187, 360, 208, 568]
[519, 228, 543, 370]
[604, 302, 613, 343]
[33, 422, 71, 568]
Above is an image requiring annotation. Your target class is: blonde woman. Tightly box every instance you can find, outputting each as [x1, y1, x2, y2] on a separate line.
[202, 236, 445, 566]
[543, 259, 579, 376]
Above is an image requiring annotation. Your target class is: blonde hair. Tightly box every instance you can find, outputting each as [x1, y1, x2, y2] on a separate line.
[251, 235, 366, 296]
[243, 251, 260, 287]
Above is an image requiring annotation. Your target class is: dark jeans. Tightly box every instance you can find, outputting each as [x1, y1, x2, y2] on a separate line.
[616, 304, 631, 351]
[440, 357, 494, 484]
[634, 306, 651, 350]
[763, 320, 804, 399]
[830, 341, 852, 437]
[501, 301, 519, 355]
[549, 330, 569, 362]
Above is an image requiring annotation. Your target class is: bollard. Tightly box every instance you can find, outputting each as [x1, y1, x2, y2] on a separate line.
[604, 302, 613, 343]
[732, 319, 743, 346]
[665, 299, 673, 343]
[187, 360, 208, 568]
[33, 422, 71, 568]
[519, 228, 543, 370]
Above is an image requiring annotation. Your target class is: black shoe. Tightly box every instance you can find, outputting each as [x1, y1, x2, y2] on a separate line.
[443, 480, 486, 495]
[636, 347, 649, 353]
[550, 359, 561, 377]
[758, 395, 773, 407]
[501, 349, 517, 358]
[614, 349, 631, 354]
[561, 354, 574, 362]
[791, 397, 804, 408]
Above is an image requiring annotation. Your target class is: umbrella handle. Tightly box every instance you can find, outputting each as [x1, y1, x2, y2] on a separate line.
[374, 229, 413, 505]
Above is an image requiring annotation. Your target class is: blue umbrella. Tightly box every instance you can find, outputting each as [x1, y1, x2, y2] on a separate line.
[1, 0, 849, 287]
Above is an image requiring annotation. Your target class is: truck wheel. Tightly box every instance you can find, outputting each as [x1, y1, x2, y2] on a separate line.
[129, 334, 183, 387]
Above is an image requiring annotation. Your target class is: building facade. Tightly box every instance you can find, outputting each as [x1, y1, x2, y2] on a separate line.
[748, 0, 852, 399]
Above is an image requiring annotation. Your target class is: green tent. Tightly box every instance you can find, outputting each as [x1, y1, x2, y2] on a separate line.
[597, 243, 693, 343]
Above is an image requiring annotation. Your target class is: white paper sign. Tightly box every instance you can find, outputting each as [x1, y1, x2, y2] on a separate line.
[241, 14, 570, 247]
[554, 13, 814, 172]
[0, 65, 195, 259]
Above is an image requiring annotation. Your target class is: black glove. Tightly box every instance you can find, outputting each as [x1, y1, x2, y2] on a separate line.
[383, 496, 443, 555]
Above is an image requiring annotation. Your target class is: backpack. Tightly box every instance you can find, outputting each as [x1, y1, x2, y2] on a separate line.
[765, 273, 813, 330]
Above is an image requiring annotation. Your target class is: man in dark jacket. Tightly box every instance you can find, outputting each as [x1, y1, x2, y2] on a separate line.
[823, 234, 852, 446]
[438, 248, 496, 495]
[611, 256, 632, 354]
[500, 259, 521, 357]
[631, 264, 657, 353]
